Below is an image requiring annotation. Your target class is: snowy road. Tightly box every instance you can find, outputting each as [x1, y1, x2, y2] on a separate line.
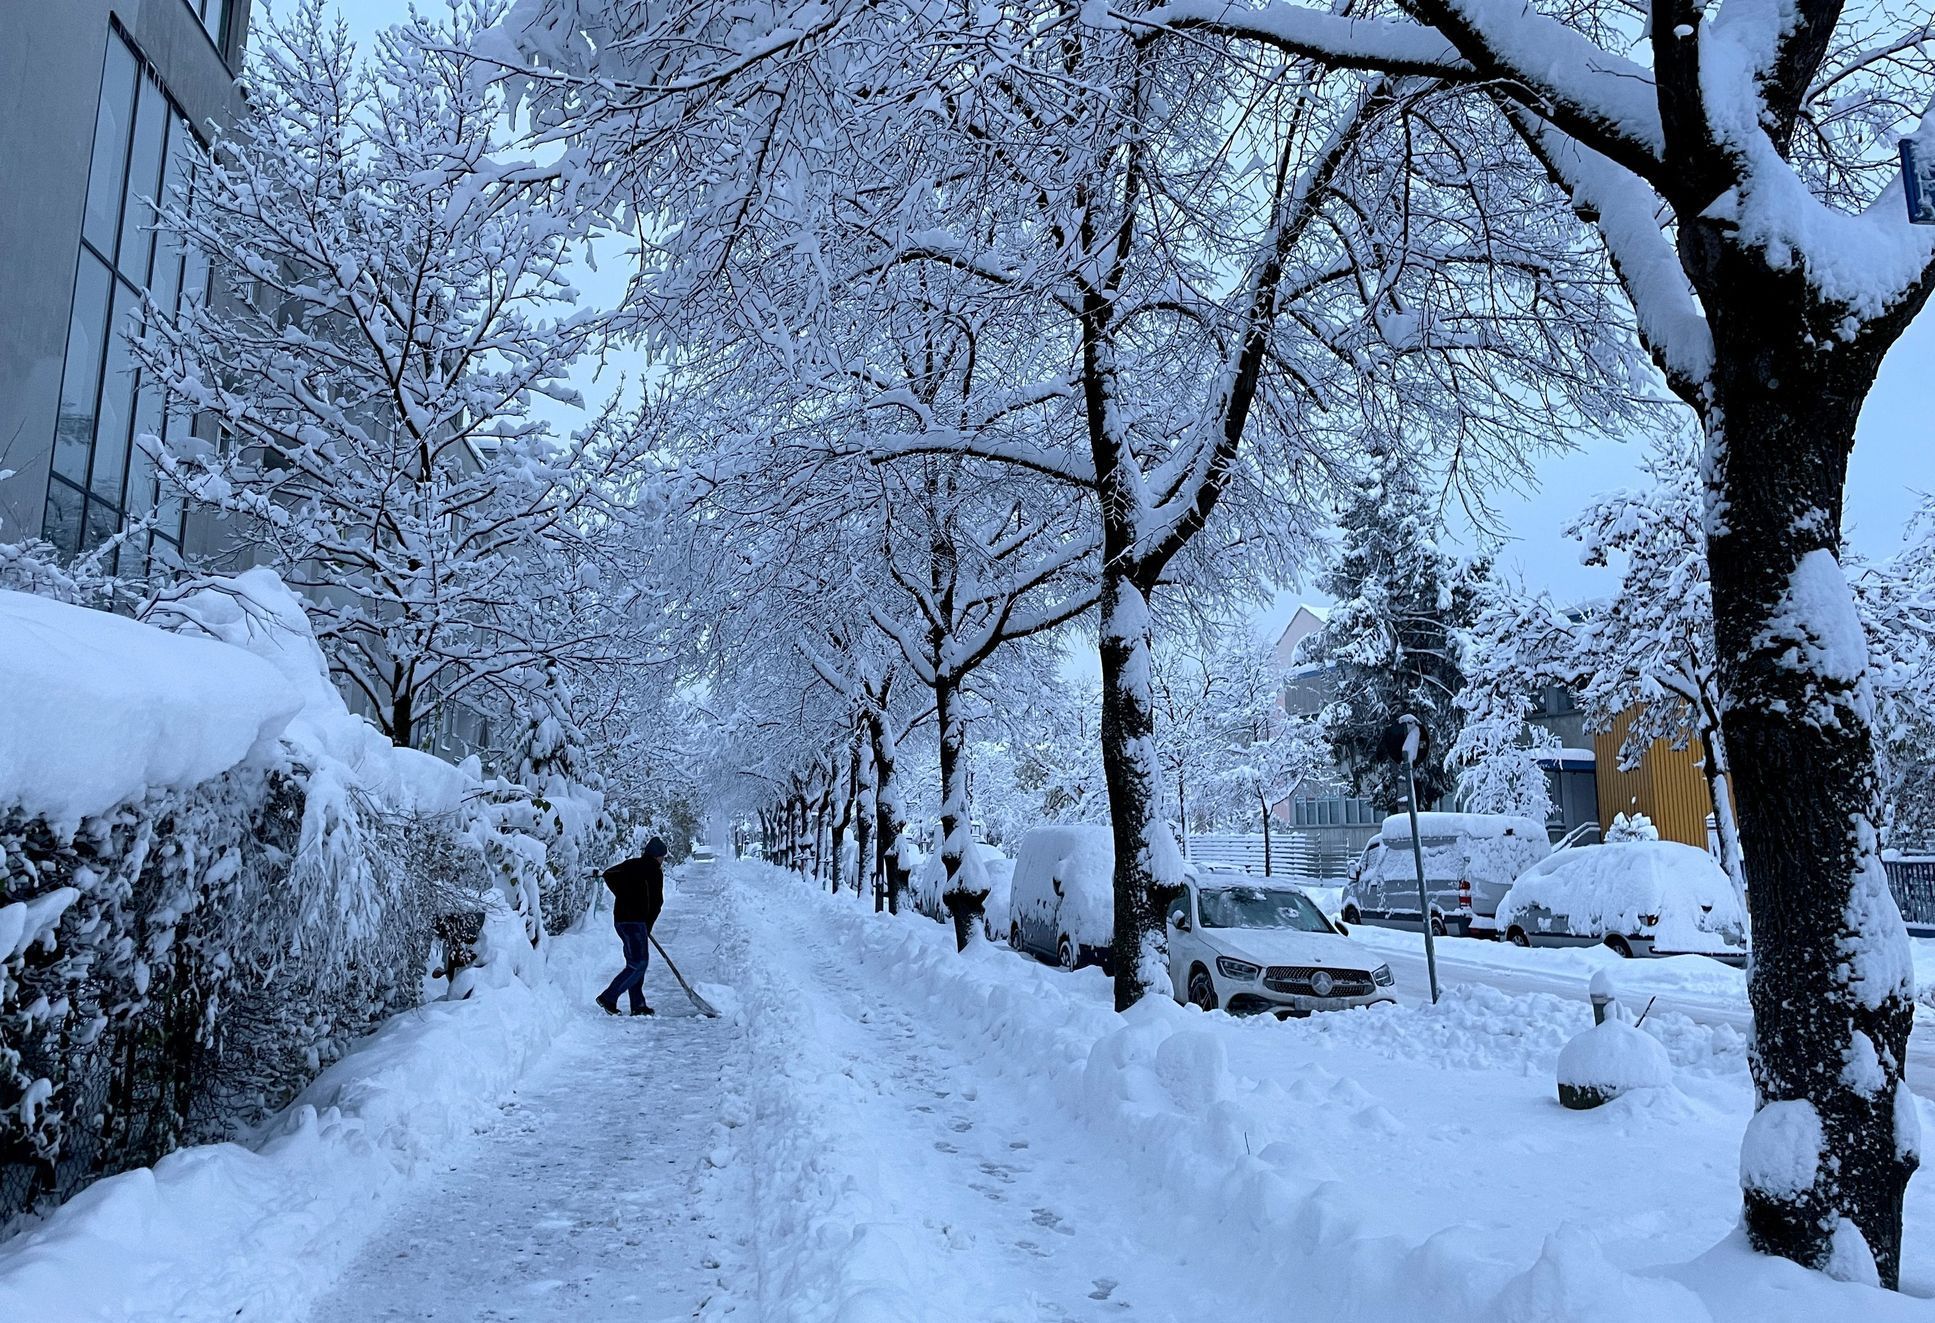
[1352, 926, 1935, 1099]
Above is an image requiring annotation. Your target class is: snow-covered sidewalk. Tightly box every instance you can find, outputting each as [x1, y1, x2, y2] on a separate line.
[10, 859, 1933, 1321]
[303, 871, 734, 1323]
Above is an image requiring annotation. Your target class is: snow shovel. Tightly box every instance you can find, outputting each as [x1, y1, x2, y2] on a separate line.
[648, 933, 720, 1018]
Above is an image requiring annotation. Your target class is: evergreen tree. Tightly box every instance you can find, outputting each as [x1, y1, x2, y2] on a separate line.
[1312, 449, 1477, 812]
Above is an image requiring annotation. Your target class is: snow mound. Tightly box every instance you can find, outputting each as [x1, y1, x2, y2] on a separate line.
[1557, 1019, 1674, 1096]
[0, 588, 298, 828]
[151, 568, 473, 816]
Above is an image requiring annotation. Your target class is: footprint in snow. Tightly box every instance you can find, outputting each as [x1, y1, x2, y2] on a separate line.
[950, 1119, 973, 1133]
[933, 1140, 958, 1153]
[1089, 1279, 1118, 1301]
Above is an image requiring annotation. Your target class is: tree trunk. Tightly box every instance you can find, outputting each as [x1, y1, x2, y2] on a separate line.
[1693, 251, 1921, 1286]
[390, 684, 415, 750]
[854, 736, 876, 901]
[1098, 571, 1183, 1010]
[1260, 792, 1272, 877]
[869, 712, 912, 914]
[935, 675, 984, 950]
[1696, 716, 1746, 907]
[1176, 770, 1187, 856]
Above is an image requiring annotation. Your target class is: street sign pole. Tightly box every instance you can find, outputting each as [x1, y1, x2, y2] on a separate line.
[1396, 714, 1441, 1005]
[1904, 138, 1935, 225]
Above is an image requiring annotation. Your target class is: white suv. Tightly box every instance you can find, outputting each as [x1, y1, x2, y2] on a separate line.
[1166, 877, 1397, 1017]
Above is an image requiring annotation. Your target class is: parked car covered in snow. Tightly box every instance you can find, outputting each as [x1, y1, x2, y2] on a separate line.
[1008, 824, 1115, 970]
[1495, 839, 1747, 963]
[1342, 813, 1551, 938]
[909, 840, 1014, 929]
[1166, 879, 1396, 1016]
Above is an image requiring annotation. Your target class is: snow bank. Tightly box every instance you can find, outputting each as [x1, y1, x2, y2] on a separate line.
[0, 922, 594, 1321]
[152, 568, 473, 816]
[740, 864, 1934, 1321]
[701, 878, 933, 1319]
[0, 588, 297, 828]
[1500, 840, 1746, 951]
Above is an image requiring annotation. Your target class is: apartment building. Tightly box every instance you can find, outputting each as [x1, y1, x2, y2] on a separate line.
[0, 1, 251, 568]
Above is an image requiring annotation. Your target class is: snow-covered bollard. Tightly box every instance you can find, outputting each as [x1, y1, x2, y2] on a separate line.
[1557, 974, 1671, 1109]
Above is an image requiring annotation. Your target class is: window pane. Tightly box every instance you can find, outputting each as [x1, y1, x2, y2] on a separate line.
[91, 282, 143, 502]
[128, 381, 164, 511]
[151, 130, 194, 312]
[43, 478, 85, 555]
[54, 251, 114, 483]
[119, 75, 170, 285]
[83, 498, 122, 573]
[83, 37, 139, 257]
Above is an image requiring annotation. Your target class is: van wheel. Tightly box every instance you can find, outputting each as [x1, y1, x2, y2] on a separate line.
[1057, 935, 1077, 970]
[1188, 966, 1218, 1011]
[1342, 905, 1361, 926]
[1430, 915, 1447, 937]
[1605, 934, 1634, 959]
[1009, 922, 1022, 951]
[1507, 927, 1530, 948]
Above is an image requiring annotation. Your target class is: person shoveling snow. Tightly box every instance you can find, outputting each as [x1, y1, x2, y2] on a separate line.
[597, 837, 667, 1016]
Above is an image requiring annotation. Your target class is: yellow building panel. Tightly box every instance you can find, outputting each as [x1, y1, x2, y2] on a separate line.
[1593, 708, 1716, 849]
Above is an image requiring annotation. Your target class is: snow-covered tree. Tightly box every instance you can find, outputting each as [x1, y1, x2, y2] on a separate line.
[1564, 443, 1743, 899]
[1852, 512, 1935, 851]
[1202, 635, 1328, 872]
[1312, 447, 1480, 813]
[1450, 584, 1568, 821]
[133, 1, 654, 751]
[1139, 0, 1935, 1282]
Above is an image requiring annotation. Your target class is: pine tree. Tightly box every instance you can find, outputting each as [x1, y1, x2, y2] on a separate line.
[1312, 449, 1477, 812]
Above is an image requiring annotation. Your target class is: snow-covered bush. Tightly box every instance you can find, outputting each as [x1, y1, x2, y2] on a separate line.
[1606, 812, 1660, 844]
[0, 569, 595, 1225]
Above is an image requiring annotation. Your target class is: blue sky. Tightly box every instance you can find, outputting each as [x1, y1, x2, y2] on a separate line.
[323, 0, 1930, 611]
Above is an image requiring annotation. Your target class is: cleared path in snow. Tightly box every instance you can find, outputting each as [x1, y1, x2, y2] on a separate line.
[303, 866, 734, 1323]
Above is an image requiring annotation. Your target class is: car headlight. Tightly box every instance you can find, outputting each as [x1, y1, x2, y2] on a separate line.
[1372, 963, 1394, 987]
[1216, 956, 1261, 981]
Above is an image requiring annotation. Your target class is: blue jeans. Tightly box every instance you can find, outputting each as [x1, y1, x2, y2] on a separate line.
[600, 922, 652, 1011]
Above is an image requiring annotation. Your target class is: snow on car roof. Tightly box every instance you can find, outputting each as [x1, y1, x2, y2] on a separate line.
[1379, 812, 1549, 841]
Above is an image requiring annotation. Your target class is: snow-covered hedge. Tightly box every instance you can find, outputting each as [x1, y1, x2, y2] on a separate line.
[0, 570, 603, 1226]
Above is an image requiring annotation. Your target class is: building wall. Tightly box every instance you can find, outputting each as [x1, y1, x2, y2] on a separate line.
[1593, 709, 1719, 848]
[0, 0, 248, 545]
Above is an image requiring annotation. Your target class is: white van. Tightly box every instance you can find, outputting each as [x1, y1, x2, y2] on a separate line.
[1007, 824, 1116, 970]
[909, 840, 1013, 926]
[1342, 813, 1550, 938]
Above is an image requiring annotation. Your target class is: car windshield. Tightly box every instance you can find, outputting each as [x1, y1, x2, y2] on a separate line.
[1197, 887, 1331, 933]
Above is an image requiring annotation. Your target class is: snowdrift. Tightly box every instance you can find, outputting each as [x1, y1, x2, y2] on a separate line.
[732, 863, 1933, 1322]
[0, 587, 297, 827]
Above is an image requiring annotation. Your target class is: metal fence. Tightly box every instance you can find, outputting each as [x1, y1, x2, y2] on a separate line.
[1885, 856, 1935, 935]
[1184, 824, 1377, 882]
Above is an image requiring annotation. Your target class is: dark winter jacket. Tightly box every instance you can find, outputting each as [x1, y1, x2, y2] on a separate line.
[603, 854, 664, 927]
